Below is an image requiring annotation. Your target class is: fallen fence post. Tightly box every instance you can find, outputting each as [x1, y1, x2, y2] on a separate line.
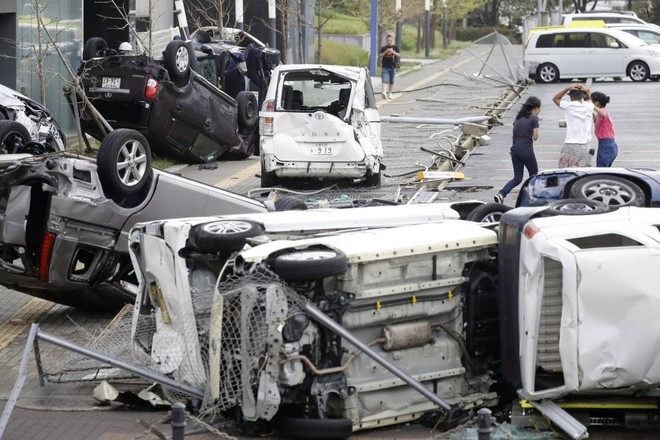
[477, 407, 492, 440]
[171, 402, 186, 440]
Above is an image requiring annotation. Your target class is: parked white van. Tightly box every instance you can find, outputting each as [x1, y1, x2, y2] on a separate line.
[524, 27, 660, 82]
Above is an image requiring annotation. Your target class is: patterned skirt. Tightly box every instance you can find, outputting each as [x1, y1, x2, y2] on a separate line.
[558, 142, 593, 168]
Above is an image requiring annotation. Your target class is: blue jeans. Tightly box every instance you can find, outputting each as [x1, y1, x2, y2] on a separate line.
[596, 138, 618, 167]
[500, 148, 538, 197]
[381, 67, 396, 85]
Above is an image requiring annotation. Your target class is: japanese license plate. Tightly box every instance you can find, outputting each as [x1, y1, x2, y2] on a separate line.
[102, 77, 121, 89]
[309, 144, 332, 155]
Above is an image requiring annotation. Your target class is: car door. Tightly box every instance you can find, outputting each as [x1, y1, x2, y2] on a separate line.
[587, 32, 627, 76]
[551, 32, 592, 78]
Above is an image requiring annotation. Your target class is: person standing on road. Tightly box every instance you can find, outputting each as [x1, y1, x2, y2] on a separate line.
[494, 96, 541, 204]
[378, 34, 400, 100]
[590, 91, 618, 167]
[553, 83, 595, 168]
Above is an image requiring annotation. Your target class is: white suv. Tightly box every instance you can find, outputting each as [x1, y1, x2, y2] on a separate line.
[525, 27, 660, 82]
[258, 65, 383, 187]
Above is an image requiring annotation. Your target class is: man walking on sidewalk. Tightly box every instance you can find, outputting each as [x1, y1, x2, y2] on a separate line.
[378, 34, 400, 99]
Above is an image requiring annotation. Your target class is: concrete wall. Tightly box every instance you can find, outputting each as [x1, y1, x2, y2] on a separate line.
[324, 33, 370, 52]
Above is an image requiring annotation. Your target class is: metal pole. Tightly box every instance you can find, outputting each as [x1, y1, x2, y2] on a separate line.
[369, 0, 378, 74]
[424, 0, 430, 57]
[304, 302, 453, 412]
[537, 0, 542, 25]
[0, 324, 39, 439]
[268, 0, 277, 49]
[236, 0, 244, 30]
[558, 0, 563, 24]
[442, 0, 447, 49]
[477, 408, 492, 440]
[171, 402, 186, 440]
[395, 0, 402, 50]
[381, 115, 491, 124]
[36, 330, 205, 399]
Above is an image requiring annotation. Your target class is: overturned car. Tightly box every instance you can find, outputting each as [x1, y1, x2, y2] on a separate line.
[128, 201, 660, 438]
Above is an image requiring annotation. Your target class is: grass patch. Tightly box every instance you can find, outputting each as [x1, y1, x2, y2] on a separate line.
[320, 11, 369, 34]
[318, 40, 369, 66]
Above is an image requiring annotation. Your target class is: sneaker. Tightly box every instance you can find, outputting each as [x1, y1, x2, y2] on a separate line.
[388, 92, 394, 99]
[382, 93, 388, 100]
[493, 193, 504, 204]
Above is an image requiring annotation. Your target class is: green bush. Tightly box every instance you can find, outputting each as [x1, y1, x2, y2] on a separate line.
[318, 40, 369, 66]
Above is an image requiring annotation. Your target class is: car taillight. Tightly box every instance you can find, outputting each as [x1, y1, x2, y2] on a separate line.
[38, 232, 56, 282]
[261, 99, 274, 136]
[145, 78, 158, 99]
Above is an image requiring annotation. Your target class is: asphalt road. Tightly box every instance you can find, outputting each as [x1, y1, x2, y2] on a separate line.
[2, 38, 660, 440]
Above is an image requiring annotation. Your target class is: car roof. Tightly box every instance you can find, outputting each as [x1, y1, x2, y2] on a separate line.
[275, 64, 365, 80]
[564, 12, 640, 18]
[529, 27, 649, 45]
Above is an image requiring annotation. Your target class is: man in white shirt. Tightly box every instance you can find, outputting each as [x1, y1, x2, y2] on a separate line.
[552, 83, 595, 167]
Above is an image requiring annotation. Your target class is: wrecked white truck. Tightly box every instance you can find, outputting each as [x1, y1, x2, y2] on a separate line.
[127, 201, 660, 438]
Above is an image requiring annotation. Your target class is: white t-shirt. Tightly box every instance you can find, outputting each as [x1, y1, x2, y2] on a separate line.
[559, 100, 595, 144]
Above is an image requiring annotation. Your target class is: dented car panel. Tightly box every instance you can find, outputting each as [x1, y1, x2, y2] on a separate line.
[501, 207, 660, 401]
[0, 84, 65, 151]
[260, 65, 383, 181]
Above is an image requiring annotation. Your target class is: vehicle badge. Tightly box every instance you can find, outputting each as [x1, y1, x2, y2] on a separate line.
[104, 92, 113, 99]
[314, 112, 324, 120]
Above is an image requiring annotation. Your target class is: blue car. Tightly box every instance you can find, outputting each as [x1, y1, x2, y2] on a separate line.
[467, 167, 660, 222]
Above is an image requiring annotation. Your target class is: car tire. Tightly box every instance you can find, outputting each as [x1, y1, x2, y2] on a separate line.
[275, 196, 307, 211]
[270, 249, 348, 281]
[191, 219, 264, 253]
[260, 164, 281, 188]
[97, 129, 152, 195]
[466, 203, 512, 223]
[569, 175, 645, 207]
[362, 170, 382, 187]
[236, 91, 259, 130]
[164, 40, 191, 82]
[543, 198, 611, 216]
[536, 63, 559, 83]
[0, 121, 31, 154]
[628, 61, 649, 82]
[278, 417, 352, 440]
[83, 37, 108, 61]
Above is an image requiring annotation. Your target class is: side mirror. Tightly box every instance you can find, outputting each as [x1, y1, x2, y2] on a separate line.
[200, 44, 213, 54]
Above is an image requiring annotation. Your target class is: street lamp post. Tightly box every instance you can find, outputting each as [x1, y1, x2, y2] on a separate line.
[236, 0, 244, 30]
[424, 0, 430, 57]
[442, 0, 447, 49]
[395, 0, 402, 51]
[268, 0, 276, 48]
[369, 0, 378, 74]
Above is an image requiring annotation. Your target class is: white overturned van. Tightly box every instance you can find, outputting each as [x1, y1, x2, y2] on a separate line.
[524, 27, 660, 82]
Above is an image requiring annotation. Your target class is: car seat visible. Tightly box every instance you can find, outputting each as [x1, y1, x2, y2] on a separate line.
[281, 84, 293, 109]
[291, 90, 303, 110]
[329, 88, 351, 117]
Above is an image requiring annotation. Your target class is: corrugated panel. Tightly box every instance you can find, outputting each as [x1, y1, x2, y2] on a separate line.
[537, 258, 563, 372]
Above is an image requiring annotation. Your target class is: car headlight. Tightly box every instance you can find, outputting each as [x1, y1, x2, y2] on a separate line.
[647, 48, 660, 57]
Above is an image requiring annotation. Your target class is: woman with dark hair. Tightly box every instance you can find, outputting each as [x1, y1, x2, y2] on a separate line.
[494, 96, 541, 204]
[591, 91, 617, 167]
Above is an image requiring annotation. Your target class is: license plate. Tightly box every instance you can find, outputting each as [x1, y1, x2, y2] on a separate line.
[309, 144, 332, 155]
[102, 77, 121, 89]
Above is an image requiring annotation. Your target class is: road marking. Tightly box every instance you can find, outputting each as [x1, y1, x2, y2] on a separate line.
[214, 161, 261, 188]
[0, 298, 54, 351]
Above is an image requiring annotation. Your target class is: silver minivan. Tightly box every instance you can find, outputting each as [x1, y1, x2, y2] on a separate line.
[525, 27, 660, 82]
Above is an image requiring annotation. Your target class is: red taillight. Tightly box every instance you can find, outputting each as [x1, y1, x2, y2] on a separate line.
[38, 232, 56, 282]
[145, 78, 158, 99]
[262, 99, 274, 135]
[523, 224, 539, 240]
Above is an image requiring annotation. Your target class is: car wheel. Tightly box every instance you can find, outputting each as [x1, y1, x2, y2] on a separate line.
[466, 203, 512, 223]
[164, 40, 191, 81]
[275, 196, 307, 211]
[260, 163, 281, 188]
[628, 61, 649, 82]
[278, 417, 352, 440]
[536, 63, 559, 83]
[97, 129, 152, 195]
[569, 175, 645, 207]
[236, 91, 259, 129]
[82, 37, 108, 61]
[270, 249, 348, 281]
[191, 219, 264, 254]
[0, 121, 31, 154]
[362, 170, 382, 187]
[544, 198, 611, 216]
